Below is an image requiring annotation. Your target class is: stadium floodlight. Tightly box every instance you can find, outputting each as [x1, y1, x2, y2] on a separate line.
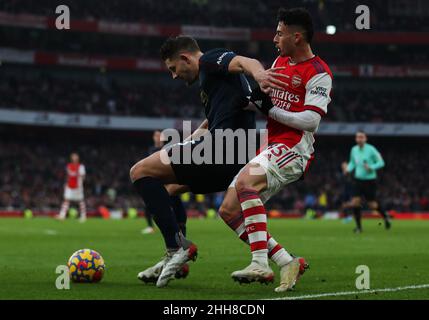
[326, 25, 337, 35]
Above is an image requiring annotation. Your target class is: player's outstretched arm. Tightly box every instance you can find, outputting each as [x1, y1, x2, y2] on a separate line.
[228, 56, 288, 93]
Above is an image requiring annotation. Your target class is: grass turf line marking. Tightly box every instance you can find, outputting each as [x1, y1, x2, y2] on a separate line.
[263, 284, 429, 300]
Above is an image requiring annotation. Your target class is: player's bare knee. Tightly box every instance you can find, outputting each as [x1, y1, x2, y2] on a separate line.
[218, 202, 239, 222]
[235, 175, 254, 194]
[129, 160, 148, 182]
[235, 164, 265, 194]
[129, 164, 138, 182]
[218, 204, 230, 221]
[165, 184, 188, 196]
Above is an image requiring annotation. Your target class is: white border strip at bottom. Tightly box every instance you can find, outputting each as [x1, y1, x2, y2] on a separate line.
[263, 284, 429, 300]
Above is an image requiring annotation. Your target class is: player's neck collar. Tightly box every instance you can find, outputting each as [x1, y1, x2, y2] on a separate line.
[288, 54, 317, 66]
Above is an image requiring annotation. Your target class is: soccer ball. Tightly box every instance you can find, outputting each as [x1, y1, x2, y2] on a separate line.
[67, 249, 105, 283]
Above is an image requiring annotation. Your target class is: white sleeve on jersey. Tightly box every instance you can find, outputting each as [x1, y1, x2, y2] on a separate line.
[79, 165, 86, 176]
[268, 108, 321, 133]
[304, 73, 332, 114]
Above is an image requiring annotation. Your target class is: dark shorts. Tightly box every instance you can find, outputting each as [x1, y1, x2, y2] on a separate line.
[353, 179, 377, 202]
[167, 138, 249, 194]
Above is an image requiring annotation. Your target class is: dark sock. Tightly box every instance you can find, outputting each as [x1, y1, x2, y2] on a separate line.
[145, 211, 154, 227]
[133, 177, 180, 249]
[377, 205, 388, 220]
[353, 206, 362, 230]
[171, 195, 187, 237]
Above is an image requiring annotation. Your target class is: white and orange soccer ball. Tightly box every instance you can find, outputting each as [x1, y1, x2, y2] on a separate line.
[67, 249, 105, 283]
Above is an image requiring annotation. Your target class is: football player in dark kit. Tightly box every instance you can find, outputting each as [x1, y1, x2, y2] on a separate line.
[130, 35, 287, 287]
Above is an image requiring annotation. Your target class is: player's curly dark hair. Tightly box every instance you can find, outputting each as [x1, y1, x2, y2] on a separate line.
[277, 7, 314, 43]
[160, 35, 201, 61]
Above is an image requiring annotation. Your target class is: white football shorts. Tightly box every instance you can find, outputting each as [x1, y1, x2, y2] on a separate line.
[229, 143, 306, 203]
[64, 187, 84, 201]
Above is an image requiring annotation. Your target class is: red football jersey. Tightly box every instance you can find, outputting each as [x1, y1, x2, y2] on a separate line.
[66, 163, 85, 189]
[267, 55, 333, 159]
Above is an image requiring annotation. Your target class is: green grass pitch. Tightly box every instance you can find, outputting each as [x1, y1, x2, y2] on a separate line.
[0, 218, 428, 300]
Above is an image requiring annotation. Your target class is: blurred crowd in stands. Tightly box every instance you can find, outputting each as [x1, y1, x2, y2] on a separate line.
[1, 136, 428, 214]
[1, 0, 428, 31]
[2, 26, 428, 66]
[1, 74, 428, 123]
[0, 75, 203, 118]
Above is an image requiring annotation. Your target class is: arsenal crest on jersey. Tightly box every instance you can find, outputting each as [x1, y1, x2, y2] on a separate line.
[291, 74, 302, 88]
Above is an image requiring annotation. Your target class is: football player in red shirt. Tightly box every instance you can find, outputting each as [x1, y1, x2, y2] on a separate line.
[218, 7, 333, 292]
[56, 153, 87, 222]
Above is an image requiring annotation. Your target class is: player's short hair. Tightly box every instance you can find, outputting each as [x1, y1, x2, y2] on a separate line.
[356, 130, 367, 135]
[277, 7, 314, 43]
[160, 35, 200, 61]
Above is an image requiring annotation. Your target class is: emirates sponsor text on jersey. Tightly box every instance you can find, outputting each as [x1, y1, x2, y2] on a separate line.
[270, 88, 300, 110]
